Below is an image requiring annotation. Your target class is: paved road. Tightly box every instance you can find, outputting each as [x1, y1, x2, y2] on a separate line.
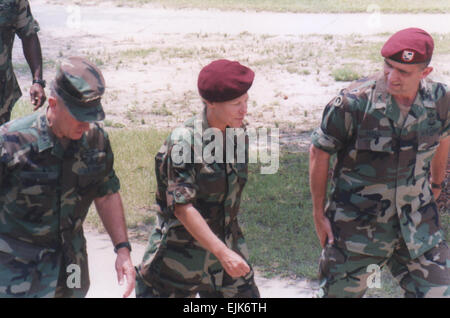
[84, 230, 317, 298]
[32, 1, 450, 39]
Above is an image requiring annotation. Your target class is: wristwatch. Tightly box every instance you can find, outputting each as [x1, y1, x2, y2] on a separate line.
[114, 241, 132, 253]
[32, 79, 46, 88]
[431, 181, 446, 189]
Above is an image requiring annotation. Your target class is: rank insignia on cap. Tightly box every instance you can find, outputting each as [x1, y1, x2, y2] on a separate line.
[401, 50, 415, 62]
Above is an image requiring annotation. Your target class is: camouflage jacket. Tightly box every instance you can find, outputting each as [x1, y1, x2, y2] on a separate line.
[0, 111, 120, 297]
[312, 73, 450, 259]
[0, 0, 40, 117]
[138, 109, 250, 291]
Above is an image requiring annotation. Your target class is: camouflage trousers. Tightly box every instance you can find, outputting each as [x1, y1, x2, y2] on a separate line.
[135, 218, 260, 298]
[0, 232, 89, 298]
[0, 253, 59, 298]
[135, 268, 259, 298]
[318, 240, 450, 298]
[0, 252, 89, 298]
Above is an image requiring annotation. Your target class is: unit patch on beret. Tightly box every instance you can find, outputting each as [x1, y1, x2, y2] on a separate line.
[401, 50, 415, 63]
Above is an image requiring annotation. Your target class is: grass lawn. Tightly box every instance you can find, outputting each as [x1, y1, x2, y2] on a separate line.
[240, 152, 319, 278]
[85, 128, 168, 229]
[10, 100, 33, 119]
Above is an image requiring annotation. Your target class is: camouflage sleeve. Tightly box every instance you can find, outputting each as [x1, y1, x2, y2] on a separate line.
[311, 91, 355, 154]
[14, 0, 40, 38]
[94, 130, 121, 197]
[165, 128, 197, 212]
[96, 170, 121, 197]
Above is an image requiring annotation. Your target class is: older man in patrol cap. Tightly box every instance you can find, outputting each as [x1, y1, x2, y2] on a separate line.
[0, 57, 135, 298]
[135, 59, 260, 298]
[310, 28, 449, 297]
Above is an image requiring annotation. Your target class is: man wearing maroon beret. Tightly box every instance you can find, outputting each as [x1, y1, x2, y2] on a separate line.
[310, 28, 449, 297]
[135, 59, 260, 297]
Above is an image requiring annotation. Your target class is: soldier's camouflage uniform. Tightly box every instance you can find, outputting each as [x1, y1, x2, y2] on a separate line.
[311, 73, 450, 297]
[0, 111, 120, 298]
[0, 0, 40, 124]
[135, 109, 260, 298]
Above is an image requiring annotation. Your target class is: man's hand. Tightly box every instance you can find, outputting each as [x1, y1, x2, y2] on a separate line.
[115, 248, 136, 298]
[30, 83, 46, 110]
[313, 210, 334, 248]
[94, 193, 135, 297]
[309, 145, 333, 248]
[21, 33, 45, 110]
[216, 248, 250, 278]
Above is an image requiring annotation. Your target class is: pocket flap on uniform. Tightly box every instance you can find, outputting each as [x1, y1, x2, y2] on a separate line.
[0, 234, 55, 262]
[356, 130, 393, 153]
[20, 184, 52, 195]
[19, 171, 58, 181]
[76, 151, 107, 175]
[417, 134, 439, 152]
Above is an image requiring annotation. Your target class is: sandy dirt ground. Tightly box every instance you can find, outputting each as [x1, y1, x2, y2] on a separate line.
[10, 1, 450, 297]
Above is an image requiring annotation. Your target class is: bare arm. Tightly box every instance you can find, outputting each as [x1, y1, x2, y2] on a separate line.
[430, 136, 450, 199]
[94, 192, 135, 298]
[21, 33, 46, 109]
[174, 203, 250, 278]
[309, 144, 334, 247]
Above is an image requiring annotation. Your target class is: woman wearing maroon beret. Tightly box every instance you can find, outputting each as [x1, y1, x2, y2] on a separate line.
[135, 59, 260, 298]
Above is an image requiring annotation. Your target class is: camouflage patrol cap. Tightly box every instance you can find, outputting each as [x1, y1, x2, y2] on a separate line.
[51, 56, 105, 122]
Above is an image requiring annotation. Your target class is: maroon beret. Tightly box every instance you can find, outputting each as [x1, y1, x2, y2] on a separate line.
[198, 59, 255, 102]
[381, 28, 434, 64]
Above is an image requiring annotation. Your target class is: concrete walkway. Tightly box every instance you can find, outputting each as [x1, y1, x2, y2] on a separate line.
[32, 1, 450, 39]
[84, 229, 317, 298]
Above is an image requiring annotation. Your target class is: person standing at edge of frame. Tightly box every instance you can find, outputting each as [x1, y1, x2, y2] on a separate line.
[436, 153, 449, 212]
[0, 0, 46, 124]
[0, 56, 135, 298]
[135, 59, 260, 298]
[309, 28, 450, 298]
